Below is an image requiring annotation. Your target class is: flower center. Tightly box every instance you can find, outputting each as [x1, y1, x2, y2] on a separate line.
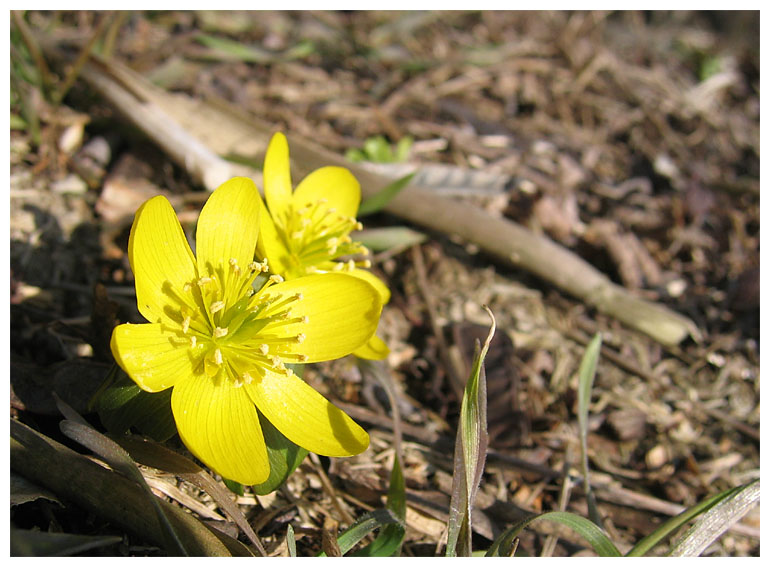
[171, 258, 309, 387]
[278, 198, 371, 275]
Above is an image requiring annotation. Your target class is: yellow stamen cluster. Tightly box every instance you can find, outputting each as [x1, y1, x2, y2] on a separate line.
[171, 257, 309, 386]
[277, 198, 371, 276]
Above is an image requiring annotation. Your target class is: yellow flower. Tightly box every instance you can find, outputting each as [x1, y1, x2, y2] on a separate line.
[258, 132, 390, 359]
[110, 177, 381, 485]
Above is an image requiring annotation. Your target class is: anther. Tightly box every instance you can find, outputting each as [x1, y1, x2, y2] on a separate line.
[296, 333, 306, 344]
[259, 344, 269, 355]
[214, 348, 223, 365]
[182, 316, 191, 334]
[213, 326, 228, 338]
[190, 336, 197, 348]
[242, 372, 253, 385]
[269, 275, 284, 284]
[198, 276, 213, 286]
[210, 301, 225, 313]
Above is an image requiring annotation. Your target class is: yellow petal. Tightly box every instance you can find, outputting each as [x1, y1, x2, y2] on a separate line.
[353, 334, 390, 360]
[171, 372, 270, 485]
[257, 198, 292, 276]
[246, 370, 369, 456]
[128, 196, 197, 324]
[196, 177, 261, 281]
[292, 166, 361, 220]
[264, 132, 293, 223]
[348, 268, 391, 304]
[110, 323, 195, 392]
[266, 274, 381, 362]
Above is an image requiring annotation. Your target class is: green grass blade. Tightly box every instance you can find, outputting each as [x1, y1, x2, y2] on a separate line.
[286, 524, 297, 557]
[668, 479, 759, 557]
[317, 509, 401, 557]
[576, 333, 603, 526]
[486, 511, 621, 557]
[627, 484, 745, 556]
[358, 172, 416, 216]
[354, 455, 406, 556]
[446, 308, 495, 557]
[195, 33, 274, 63]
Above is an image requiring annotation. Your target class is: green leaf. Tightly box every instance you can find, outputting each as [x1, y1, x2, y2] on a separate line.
[486, 511, 622, 557]
[627, 484, 745, 556]
[10, 113, 27, 130]
[345, 148, 367, 163]
[364, 136, 393, 163]
[114, 435, 266, 556]
[394, 135, 414, 162]
[668, 479, 760, 557]
[317, 509, 402, 557]
[577, 333, 603, 527]
[10, 529, 122, 557]
[56, 408, 188, 556]
[355, 226, 426, 253]
[446, 308, 494, 557]
[251, 411, 309, 495]
[94, 370, 177, 442]
[353, 455, 406, 556]
[358, 172, 415, 216]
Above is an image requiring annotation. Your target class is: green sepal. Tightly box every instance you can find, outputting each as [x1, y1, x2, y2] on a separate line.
[93, 368, 177, 442]
[251, 411, 309, 495]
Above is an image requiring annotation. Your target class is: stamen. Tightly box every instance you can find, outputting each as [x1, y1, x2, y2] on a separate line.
[182, 316, 191, 334]
[213, 326, 228, 338]
[296, 333, 306, 344]
[190, 336, 197, 348]
[242, 372, 253, 385]
[198, 276, 213, 287]
[259, 344, 269, 355]
[269, 275, 284, 284]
